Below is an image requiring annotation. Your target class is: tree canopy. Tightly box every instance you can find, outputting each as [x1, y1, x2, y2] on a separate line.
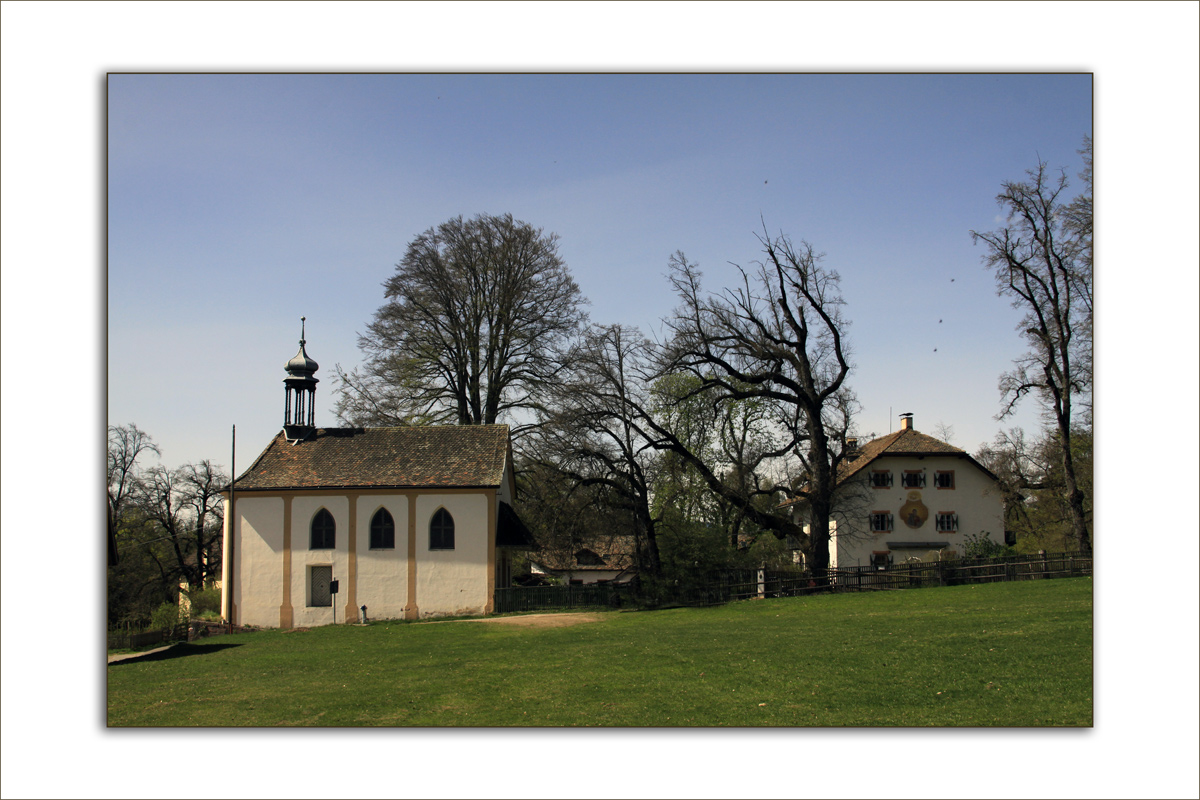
[336, 213, 588, 429]
[107, 423, 228, 626]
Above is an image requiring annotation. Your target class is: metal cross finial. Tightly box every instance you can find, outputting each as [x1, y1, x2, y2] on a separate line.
[300, 316, 306, 344]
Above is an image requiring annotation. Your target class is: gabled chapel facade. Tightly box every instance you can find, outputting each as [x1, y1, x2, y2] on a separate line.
[220, 324, 533, 628]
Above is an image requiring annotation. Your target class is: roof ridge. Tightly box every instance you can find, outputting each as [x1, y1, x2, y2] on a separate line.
[883, 428, 966, 453]
[232, 425, 510, 491]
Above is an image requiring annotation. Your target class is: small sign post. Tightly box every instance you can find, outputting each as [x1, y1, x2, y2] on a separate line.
[330, 579, 339, 625]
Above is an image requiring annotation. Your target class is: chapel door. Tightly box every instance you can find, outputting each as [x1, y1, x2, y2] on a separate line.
[310, 566, 333, 607]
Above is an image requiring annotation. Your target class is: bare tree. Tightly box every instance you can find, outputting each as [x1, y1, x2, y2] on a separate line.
[658, 230, 858, 583]
[336, 213, 588, 430]
[536, 325, 665, 576]
[107, 423, 159, 565]
[178, 461, 227, 588]
[141, 461, 228, 591]
[971, 141, 1092, 554]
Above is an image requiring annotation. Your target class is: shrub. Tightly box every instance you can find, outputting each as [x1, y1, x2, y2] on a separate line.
[961, 531, 1016, 559]
[186, 587, 222, 617]
[150, 602, 183, 631]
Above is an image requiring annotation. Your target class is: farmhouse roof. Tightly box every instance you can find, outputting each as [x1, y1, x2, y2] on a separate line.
[530, 536, 637, 572]
[233, 425, 510, 491]
[779, 427, 997, 509]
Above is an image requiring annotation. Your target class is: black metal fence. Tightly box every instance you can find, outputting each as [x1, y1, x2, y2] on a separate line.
[829, 552, 1092, 590]
[106, 623, 189, 651]
[493, 553, 1091, 613]
[493, 582, 632, 613]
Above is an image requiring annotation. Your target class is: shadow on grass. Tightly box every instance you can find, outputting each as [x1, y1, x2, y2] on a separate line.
[109, 642, 243, 666]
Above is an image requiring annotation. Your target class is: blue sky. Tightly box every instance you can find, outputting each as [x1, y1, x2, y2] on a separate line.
[108, 73, 1091, 471]
[3, 3, 1198, 799]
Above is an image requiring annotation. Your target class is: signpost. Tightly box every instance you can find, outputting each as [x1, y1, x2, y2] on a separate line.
[330, 579, 339, 625]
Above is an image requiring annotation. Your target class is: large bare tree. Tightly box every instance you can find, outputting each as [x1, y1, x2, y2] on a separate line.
[971, 140, 1093, 554]
[535, 324, 665, 576]
[659, 230, 858, 583]
[107, 423, 159, 566]
[336, 213, 587, 429]
[141, 460, 228, 591]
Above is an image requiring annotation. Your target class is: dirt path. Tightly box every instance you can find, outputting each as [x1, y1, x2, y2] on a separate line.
[107, 644, 176, 664]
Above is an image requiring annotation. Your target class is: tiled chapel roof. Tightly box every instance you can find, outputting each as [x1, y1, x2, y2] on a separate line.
[233, 425, 510, 491]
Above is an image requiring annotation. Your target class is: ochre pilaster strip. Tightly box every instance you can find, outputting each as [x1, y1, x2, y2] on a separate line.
[344, 492, 358, 622]
[404, 491, 418, 619]
[280, 496, 294, 629]
[485, 491, 496, 614]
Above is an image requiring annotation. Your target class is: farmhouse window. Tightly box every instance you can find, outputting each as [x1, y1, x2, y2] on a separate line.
[430, 508, 455, 550]
[934, 470, 955, 489]
[870, 470, 893, 488]
[370, 508, 395, 550]
[901, 470, 926, 488]
[308, 565, 333, 607]
[869, 512, 893, 533]
[310, 508, 336, 550]
[935, 512, 959, 533]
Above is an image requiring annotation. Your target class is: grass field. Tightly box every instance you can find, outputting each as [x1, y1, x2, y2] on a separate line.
[107, 577, 1092, 727]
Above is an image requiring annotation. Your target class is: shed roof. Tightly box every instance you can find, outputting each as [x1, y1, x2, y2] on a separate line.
[233, 425, 510, 491]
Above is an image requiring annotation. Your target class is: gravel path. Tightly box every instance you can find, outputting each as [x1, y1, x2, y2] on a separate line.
[107, 644, 176, 664]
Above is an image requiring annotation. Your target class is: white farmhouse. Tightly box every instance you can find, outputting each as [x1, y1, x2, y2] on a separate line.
[220, 326, 533, 628]
[783, 414, 1006, 570]
[528, 539, 637, 585]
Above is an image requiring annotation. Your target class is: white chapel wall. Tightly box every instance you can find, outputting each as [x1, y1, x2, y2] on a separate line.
[355, 494, 409, 621]
[235, 497, 284, 628]
[415, 492, 490, 617]
[291, 494, 351, 628]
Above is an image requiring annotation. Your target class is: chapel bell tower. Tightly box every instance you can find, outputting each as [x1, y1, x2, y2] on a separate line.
[283, 317, 319, 442]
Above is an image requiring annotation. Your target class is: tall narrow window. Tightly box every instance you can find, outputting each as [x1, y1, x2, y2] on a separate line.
[310, 508, 336, 549]
[370, 508, 395, 550]
[430, 508, 455, 550]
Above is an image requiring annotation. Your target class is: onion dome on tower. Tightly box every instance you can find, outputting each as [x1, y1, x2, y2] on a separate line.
[283, 317, 319, 442]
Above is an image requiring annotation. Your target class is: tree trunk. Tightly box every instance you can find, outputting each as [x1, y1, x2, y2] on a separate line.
[808, 498, 832, 586]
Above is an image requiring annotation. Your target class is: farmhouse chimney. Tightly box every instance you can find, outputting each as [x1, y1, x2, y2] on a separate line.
[900, 413, 914, 431]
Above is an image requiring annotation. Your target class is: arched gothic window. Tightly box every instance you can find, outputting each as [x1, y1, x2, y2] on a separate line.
[370, 508, 395, 550]
[310, 508, 336, 549]
[430, 508, 455, 550]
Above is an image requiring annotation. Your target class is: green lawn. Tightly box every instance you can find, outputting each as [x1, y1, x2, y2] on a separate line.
[107, 577, 1092, 727]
